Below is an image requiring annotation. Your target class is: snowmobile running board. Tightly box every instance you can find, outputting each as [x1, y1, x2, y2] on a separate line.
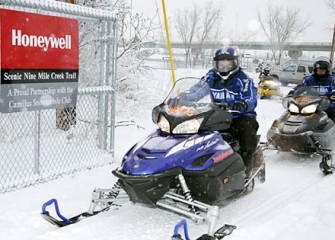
[259, 141, 277, 151]
[245, 164, 265, 186]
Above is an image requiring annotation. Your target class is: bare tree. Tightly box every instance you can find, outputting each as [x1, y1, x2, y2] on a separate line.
[327, 0, 335, 12]
[192, 2, 221, 68]
[174, 4, 201, 68]
[257, 2, 311, 65]
[116, 1, 161, 60]
[174, 1, 223, 68]
[77, 0, 160, 61]
[76, 0, 161, 89]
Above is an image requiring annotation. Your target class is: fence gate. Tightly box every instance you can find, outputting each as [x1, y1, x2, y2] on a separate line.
[0, 0, 118, 193]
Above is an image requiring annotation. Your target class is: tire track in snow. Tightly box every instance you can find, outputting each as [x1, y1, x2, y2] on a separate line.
[229, 153, 328, 227]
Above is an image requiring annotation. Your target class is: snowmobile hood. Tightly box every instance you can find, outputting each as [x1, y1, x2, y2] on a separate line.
[120, 130, 233, 175]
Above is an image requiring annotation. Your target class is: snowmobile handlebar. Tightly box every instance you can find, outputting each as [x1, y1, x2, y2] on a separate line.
[214, 102, 242, 114]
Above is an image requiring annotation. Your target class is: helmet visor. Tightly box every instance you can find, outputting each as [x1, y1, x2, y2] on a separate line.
[216, 60, 235, 73]
[314, 61, 329, 70]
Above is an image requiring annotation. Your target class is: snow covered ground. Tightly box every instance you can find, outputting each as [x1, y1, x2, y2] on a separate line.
[1, 69, 335, 240]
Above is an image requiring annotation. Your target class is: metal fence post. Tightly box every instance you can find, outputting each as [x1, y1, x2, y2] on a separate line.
[98, 20, 107, 150]
[109, 19, 118, 156]
[34, 110, 41, 174]
[104, 21, 111, 151]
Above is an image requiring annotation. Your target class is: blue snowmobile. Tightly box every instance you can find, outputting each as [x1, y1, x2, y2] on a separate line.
[40, 77, 265, 227]
[112, 77, 265, 221]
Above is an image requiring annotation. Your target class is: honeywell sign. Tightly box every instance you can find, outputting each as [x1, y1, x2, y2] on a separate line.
[12, 29, 72, 52]
[0, 9, 79, 113]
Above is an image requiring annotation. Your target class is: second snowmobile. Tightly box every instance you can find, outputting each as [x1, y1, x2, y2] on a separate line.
[267, 86, 335, 174]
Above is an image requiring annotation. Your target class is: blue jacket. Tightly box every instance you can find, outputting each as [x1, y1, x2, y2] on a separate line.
[187, 68, 257, 118]
[293, 74, 335, 109]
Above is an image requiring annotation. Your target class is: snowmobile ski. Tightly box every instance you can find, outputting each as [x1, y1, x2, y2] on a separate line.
[212, 224, 237, 239]
[171, 219, 236, 240]
[41, 182, 126, 227]
[41, 198, 111, 227]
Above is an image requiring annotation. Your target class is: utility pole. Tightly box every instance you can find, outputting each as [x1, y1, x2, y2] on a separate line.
[161, 0, 176, 84]
[130, 0, 132, 42]
[235, 14, 238, 42]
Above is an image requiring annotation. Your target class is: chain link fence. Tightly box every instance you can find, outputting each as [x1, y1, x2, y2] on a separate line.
[0, 0, 118, 193]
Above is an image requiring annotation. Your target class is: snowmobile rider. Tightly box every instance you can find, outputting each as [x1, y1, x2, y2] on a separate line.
[261, 66, 270, 76]
[258, 66, 272, 84]
[287, 57, 335, 122]
[182, 46, 259, 179]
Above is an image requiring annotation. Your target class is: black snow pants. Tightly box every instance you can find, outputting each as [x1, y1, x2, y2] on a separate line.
[326, 108, 335, 123]
[226, 116, 259, 176]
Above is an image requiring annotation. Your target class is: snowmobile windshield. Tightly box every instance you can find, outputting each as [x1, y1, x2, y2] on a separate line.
[163, 77, 213, 117]
[153, 77, 232, 134]
[286, 86, 329, 114]
[292, 86, 325, 103]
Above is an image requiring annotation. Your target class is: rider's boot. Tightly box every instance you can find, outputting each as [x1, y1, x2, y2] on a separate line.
[319, 161, 333, 175]
[241, 152, 253, 181]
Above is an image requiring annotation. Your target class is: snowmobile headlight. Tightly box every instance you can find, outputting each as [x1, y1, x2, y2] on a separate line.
[173, 118, 203, 134]
[288, 103, 299, 113]
[301, 103, 317, 114]
[157, 115, 170, 133]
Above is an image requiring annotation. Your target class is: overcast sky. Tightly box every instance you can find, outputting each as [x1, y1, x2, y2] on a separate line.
[130, 0, 334, 43]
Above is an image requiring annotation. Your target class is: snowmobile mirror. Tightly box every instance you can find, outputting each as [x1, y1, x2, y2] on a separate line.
[320, 97, 330, 111]
[203, 105, 232, 131]
[152, 104, 162, 123]
[282, 96, 291, 109]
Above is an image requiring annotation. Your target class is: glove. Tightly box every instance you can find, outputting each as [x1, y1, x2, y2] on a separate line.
[232, 101, 248, 113]
[167, 94, 188, 106]
[167, 97, 179, 106]
[179, 92, 188, 101]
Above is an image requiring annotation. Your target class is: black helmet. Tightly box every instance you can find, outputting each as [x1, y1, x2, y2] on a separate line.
[213, 46, 239, 79]
[263, 66, 270, 75]
[313, 57, 330, 75]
